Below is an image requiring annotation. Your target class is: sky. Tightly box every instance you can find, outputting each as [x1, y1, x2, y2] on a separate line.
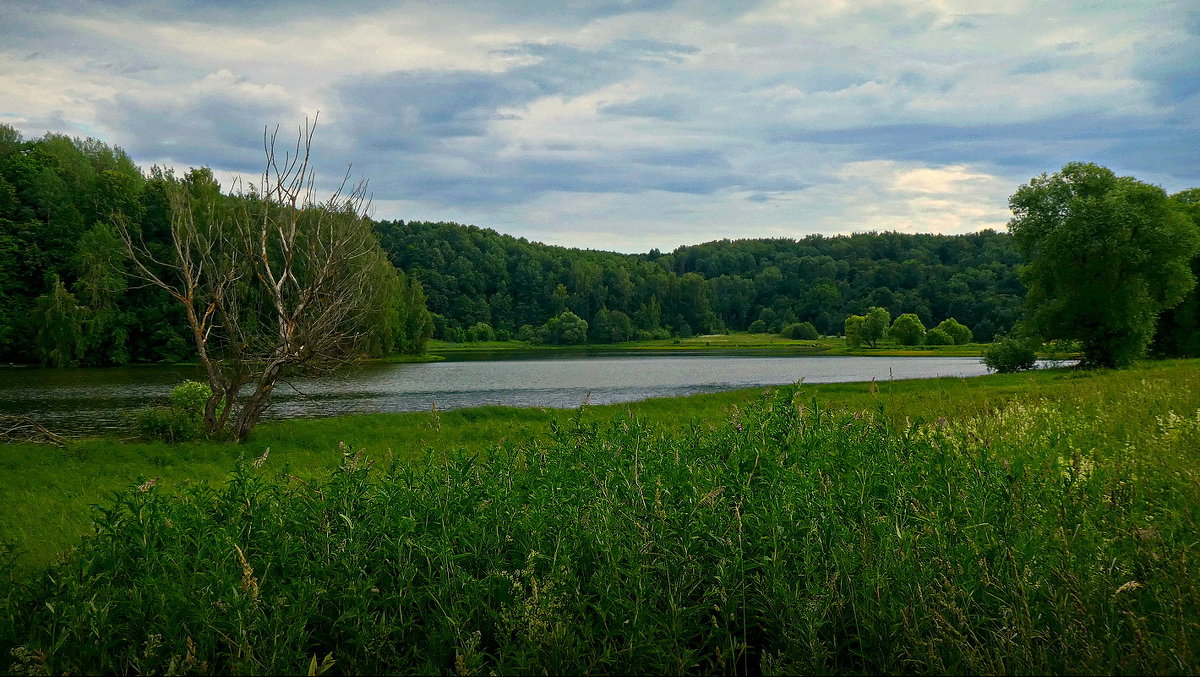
[1, 0, 1196, 253]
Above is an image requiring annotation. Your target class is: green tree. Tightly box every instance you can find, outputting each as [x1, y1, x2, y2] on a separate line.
[1008, 163, 1200, 367]
[780, 321, 818, 340]
[844, 314, 866, 348]
[861, 307, 890, 348]
[539, 311, 589, 345]
[889, 313, 926, 346]
[33, 274, 87, 367]
[924, 328, 953, 345]
[468, 322, 495, 342]
[1152, 188, 1200, 357]
[934, 318, 973, 345]
[983, 335, 1038, 373]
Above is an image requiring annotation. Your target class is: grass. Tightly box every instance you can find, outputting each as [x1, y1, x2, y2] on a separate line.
[0, 361, 1189, 569]
[1, 360, 1198, 674]
[428, 332, 1072, 358]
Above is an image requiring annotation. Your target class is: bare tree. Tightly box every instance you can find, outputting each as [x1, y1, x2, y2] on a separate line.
[117, 118, 393, 441]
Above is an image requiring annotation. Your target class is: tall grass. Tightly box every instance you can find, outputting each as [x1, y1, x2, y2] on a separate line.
[3, 372, 1198, 674]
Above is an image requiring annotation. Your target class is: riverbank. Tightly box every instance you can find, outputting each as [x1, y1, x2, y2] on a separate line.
[428, 332, 1071, 358]
[2, 359, 1197, 674]
[0, 360, 1191, 568]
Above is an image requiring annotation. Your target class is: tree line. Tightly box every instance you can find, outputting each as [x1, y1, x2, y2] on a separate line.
[375, 221, 1026, 344]
[0, 124, 431, 368]
[4, 123, 1199, 369]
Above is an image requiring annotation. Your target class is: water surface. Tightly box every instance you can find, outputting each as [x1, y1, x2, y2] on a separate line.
[0, 354, 1016, 435]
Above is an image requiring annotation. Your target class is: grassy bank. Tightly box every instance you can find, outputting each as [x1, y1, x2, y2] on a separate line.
[428, 332, 997, 357]
[1, 360, 1198, 674]
[0, 362, 1191, 569]
[428, 332, 1080, 359]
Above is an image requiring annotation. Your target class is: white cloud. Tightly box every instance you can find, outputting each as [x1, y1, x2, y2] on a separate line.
[1, 0, 1194, 250]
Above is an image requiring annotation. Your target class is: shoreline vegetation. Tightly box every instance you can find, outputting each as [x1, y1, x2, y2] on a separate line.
[1, 358, 1197, 673]
[0, 357, 1146, 567]
[426, 332, 1077, 359]
[0, 332, 1080, 369]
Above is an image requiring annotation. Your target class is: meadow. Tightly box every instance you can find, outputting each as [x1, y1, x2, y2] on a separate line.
[1, 360, 1198, 674]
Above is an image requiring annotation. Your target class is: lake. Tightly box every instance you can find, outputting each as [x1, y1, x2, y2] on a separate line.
[0, 353, 1032, 435]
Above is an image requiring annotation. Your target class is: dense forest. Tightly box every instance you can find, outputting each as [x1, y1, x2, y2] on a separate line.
[0, 125, 430, 367]
[4, 124, 1198, 365]
[376, 220, 1025, 343]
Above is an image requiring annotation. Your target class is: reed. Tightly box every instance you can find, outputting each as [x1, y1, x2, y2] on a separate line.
[2, 364, 1198, 674]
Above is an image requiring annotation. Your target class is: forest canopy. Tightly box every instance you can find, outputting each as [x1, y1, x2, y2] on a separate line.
[9, 123, 1198, 365]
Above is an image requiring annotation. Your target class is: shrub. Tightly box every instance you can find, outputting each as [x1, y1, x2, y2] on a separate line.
[467, 322, 495, 342]
[134, 380, 211, 443]
[747, 319, 768, 334]
[844, 314, 866, 347]
[983, 336, 1038, 373]
[924, 328, 953, 345]
[934, 318, 973, 345]
[889, 313, 926, 346]
[780, 322, 819, 340]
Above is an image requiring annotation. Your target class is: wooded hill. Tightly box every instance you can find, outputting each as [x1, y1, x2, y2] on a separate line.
[375, 220, 1024, 343]
[10, 124, 1194, 365]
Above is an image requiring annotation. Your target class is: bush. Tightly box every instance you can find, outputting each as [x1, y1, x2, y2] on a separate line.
[890, 313, 927, 346]
[467, 322, 495, 342]
[924, 328, 953, 345]
[934, 318, 973, 345]
[780, 322, 819, 340]
[134, 380, 211, 443]
[747, 319, 768, 334]
[983, 336, 1038, 373]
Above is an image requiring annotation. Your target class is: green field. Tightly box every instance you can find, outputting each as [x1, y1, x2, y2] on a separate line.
[2, 360, 1198, 674]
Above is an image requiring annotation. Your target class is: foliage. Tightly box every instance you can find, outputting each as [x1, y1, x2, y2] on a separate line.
[1008, 162, 1200, 368]
[134, 380, 213, 444]
[377, 220, 1027, 345]
[779, 321, 818, 340]
[924, 327, 953, 345]
[889, 312, 926, 346]
[117, 125, 417, 442]
[983, 335, 1038, 373]
[1152, 188, 1200, 357]
[537, 311, 589, 345]
[843, 314, 865, 348]
[933, 317, 972, 345]
[467, 322, 495, 342]
[5, 377, 1200, 674]
[31, 275, 87, 368]
[861, 306, 890, 348]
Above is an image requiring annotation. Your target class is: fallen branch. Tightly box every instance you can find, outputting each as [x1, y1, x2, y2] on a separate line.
[0, 415, 68, 448]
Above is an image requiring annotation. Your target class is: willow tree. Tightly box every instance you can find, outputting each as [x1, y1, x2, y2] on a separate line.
[117, 120, 400, 441]
[1008, 163, 1199, 368]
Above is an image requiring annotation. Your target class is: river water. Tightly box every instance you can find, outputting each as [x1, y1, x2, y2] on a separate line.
[0, 353, 1023, 435]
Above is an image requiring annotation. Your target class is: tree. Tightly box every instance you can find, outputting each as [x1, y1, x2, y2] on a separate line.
[33, 274, 87, 367]
[538, 311, 588, 345]
[1008, 163, 1199, 367]
[1151, 188, 1200, 357]
[861, 306, 890, 348]
[934, 317, 972, 345]
[889, 313, 926, 346]
[117, 120, 403, 441]
[983, 335, 1038, 373]
[780, 321, 818, 340]
[844, 314, 865, 348]
[924, 327, 953, 345]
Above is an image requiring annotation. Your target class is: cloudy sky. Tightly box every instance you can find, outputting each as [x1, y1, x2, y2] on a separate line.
[1, 0, 1196, 252]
